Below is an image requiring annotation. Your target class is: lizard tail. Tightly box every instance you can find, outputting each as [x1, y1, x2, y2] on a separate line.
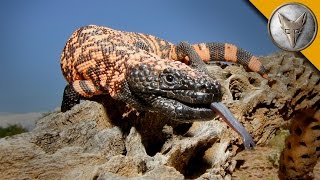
[191, 42, 268, 79]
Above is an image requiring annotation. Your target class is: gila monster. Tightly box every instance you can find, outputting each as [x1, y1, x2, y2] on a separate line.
[60, 25, 267, 148]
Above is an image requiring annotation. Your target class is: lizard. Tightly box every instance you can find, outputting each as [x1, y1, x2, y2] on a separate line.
[60, 25, 268, 148]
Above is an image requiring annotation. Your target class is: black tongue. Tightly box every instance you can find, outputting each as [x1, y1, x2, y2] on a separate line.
[210, 102, 255, 149]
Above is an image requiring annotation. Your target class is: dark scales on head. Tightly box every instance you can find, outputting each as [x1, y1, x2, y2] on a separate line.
[127, 63, 221, 120]
[176, 41, 255, 149]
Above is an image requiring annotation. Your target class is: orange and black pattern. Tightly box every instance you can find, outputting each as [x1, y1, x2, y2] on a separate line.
[60, 25, 268, 112]
[190, 43, 267, 78]
[61, 25, 267, 97]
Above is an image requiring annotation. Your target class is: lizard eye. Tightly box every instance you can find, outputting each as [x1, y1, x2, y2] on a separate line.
[164, 74, 175, 84]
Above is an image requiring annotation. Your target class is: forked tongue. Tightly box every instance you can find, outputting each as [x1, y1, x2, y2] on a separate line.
[210, 102, 255, 149]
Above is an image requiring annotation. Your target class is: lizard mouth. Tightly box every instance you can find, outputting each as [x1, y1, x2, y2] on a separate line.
[152, 97, 214, 121]
[166, 90, 218, 105]
[150, 90, 218, 121]
[173, 99, 215, 121]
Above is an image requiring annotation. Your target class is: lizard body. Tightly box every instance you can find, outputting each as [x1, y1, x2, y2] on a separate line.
[60, 25, 266, 148]
[60, 25, 267, 116]
[61, 25, 220, 120]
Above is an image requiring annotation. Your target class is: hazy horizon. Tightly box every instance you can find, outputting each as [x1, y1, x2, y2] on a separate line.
[0, 112, 43, 131]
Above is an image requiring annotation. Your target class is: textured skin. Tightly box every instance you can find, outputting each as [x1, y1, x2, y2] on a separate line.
[279, 109, 320, 179]
[60, 25, 267, 121]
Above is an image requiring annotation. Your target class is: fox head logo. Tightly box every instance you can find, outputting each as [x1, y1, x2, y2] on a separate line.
[278, 12, 307, 47]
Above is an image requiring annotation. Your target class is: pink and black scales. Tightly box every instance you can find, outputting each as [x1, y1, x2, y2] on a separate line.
[60, 25, 268, 149]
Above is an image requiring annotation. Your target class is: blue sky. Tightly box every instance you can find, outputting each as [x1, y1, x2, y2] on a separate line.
[0, 0, 278, 113]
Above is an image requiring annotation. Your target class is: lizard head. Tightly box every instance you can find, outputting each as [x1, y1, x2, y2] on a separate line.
[126, 58, 222, 121]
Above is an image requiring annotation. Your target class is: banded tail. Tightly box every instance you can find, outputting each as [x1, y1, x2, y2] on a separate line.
[191, 43, 268, 79]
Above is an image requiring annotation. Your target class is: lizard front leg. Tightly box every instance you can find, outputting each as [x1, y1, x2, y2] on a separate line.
[61, 84, 80, 112]
[61, 63, 148, 112]
[61, 80, 102, 112]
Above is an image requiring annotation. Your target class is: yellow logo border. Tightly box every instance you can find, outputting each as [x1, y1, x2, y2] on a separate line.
[250, 0, 320, 70]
